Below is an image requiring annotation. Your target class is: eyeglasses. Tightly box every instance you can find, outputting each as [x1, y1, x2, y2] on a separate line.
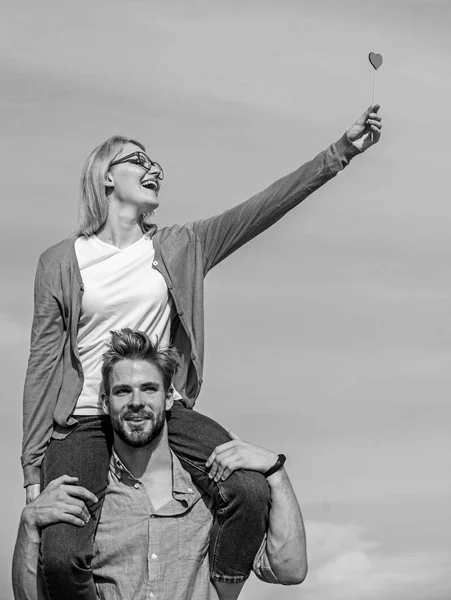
[109, 151, 164, 180]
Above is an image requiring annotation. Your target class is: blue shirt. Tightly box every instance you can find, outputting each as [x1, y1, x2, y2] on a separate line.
[93, 450, 279, 599]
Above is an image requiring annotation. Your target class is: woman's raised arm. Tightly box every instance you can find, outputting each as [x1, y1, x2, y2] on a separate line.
[192, 106, 382, 274]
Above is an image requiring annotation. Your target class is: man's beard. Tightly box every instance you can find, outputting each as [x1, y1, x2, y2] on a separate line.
[111, 406, 166, 448]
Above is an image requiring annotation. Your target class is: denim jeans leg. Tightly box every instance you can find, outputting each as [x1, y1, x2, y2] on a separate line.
[167, 401, 270, 582]
[39, 416, 113, 600]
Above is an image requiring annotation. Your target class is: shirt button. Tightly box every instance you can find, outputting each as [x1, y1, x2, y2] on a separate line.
[152, 260, 158, 266]
[151, 553, 158, 560]
[178, 309, 184, 316]
[134, 483, 140, 489]
[187, 487, 193, 493]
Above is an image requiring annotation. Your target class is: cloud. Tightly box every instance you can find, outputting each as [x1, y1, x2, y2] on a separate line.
[301, 521, 450, 600]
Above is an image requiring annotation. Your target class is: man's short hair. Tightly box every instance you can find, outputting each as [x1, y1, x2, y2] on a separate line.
[101, 329, 178, 396]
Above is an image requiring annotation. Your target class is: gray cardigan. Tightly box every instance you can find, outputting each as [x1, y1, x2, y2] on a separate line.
[22, 134, 361, 486]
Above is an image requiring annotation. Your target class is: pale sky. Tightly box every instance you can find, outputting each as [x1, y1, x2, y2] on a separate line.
[2, 1, 450, 599]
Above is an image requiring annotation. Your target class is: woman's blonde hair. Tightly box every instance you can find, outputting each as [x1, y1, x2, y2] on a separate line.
[76, 135, 157, 237]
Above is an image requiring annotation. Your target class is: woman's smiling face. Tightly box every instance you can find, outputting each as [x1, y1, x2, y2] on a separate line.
[106, 142, 164, 212]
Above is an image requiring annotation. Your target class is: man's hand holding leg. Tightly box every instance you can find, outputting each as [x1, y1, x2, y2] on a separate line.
[12, 475, 97, 600]
[206, 432, 307, 586]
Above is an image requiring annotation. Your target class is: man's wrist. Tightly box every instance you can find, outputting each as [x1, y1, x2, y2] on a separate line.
[264, 453, 286, 478]
[262, 452, 279, 473]
[21, 507, 40, 539]
[266, 466, 287, 487]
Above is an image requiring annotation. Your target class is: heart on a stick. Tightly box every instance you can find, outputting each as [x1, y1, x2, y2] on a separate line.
[368, 52, 383, 70]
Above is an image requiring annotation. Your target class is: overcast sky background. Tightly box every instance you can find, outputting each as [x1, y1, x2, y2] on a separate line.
[1, 1, 450, 599]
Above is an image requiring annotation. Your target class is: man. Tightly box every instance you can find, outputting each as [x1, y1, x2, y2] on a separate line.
[13, 329, 307, 599]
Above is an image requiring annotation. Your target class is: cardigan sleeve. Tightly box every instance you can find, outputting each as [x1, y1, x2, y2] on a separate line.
[21, 258, 65, 487]
[191, 134, 361, 275]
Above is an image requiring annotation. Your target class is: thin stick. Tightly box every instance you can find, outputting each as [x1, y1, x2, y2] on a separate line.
[370, 71, 377, 142]
[371, 71, 376, 107]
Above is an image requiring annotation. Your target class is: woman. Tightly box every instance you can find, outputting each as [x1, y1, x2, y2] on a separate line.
[22, 105, 382, 600]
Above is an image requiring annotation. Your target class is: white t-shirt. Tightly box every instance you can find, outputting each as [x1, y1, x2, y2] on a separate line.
[74, 235, 179, 415]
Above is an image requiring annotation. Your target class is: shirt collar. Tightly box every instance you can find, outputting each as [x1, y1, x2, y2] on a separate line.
[110, 447, 200, 499]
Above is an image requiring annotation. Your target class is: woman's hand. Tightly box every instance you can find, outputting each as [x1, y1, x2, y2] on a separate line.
[26, 484, 41, 505]
[346, 104, 382, 152]
[206, 431, 279, 483]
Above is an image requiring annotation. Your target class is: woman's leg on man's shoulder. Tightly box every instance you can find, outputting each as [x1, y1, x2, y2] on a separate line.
[39, 416, 113, 600]
[167, 401, 270, 587]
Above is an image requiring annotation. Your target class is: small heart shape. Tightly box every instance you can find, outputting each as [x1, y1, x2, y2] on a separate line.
[368, 52, 383, 70]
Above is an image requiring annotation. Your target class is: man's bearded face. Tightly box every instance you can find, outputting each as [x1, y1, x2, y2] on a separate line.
[104, 359, 172, 448]
[110, 401, 166, 447]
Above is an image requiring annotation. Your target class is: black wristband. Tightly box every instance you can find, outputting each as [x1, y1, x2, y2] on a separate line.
[264, 454, 286, 478]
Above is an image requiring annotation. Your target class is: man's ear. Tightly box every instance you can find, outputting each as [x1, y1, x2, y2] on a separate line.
[101, 392, 110, 415]
[165, 385, 174, 412]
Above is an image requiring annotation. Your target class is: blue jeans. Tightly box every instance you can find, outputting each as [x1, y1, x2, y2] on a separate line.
[39, 402, 270, 599]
